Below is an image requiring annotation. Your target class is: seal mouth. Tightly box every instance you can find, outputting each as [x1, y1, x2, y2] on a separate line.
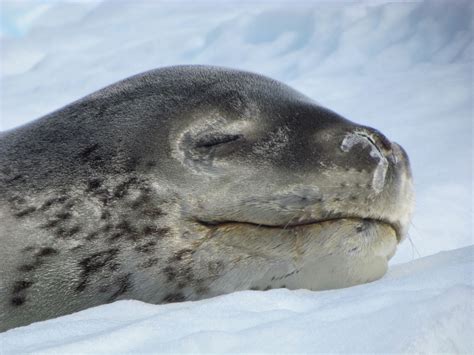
[197, 217, 402, 242]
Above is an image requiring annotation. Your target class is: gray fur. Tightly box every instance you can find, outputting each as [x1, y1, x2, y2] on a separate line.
[0, 65, 413, 332]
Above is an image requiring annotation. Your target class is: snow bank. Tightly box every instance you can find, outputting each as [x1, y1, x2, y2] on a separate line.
[1, 246, 472, 353]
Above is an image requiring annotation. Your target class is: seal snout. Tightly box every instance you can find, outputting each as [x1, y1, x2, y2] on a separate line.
[341, 128, 393, 194]
[337, 125, 413, 241]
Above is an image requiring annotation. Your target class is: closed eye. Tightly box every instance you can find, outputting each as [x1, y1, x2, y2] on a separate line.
[195, 134, 243, 148]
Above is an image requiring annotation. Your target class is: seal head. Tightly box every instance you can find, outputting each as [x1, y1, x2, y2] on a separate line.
[0, 65, 413, 331]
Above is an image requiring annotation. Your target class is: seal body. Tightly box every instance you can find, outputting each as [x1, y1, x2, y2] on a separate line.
[0, 65, 413, 331]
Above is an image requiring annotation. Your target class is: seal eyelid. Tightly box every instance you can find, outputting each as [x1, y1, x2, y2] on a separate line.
[194, 133, 243, 149]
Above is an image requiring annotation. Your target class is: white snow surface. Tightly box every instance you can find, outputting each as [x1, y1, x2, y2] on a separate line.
[1, 246, 473, 353]
[0, 0, 473, 352]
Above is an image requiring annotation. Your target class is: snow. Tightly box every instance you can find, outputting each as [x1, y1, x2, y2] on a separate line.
[0, 0, 472, 352]
[1, 246, 472, 353]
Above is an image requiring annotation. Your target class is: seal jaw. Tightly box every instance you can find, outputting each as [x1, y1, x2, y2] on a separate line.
[192, 215, 398, 292]
[196, 216, 402, 243]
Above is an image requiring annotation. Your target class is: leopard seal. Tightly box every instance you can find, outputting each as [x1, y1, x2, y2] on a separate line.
[0, 65, 413, 331]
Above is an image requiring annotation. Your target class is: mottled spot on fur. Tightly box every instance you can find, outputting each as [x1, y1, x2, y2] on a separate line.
[102, 224, 112, 232]
[12, 280, 33, 293]
[100, 210, 110, 220]
[162, 293, 185, 303]
[11, 296, 25, 306]
[15, 206, 36, 218]
[37, 247, 58, 257]
[134, 240, 157, 253]
[181, 267, 194, 282]
[125, 157, 141, 172]
[69, 225, 81, 235]
[99, 285, 110, 293]
[18, 247, 57, 273]
[40, 195, 68, 210]
[86, 231, 99, 241]
[108, 232, 123, 242]
[18, 264, 37, 272]
[163, 266, 177, 282]
[108, 274, 132, 302]
[173, 249, 193, 261]
[94, 189, 111, 206]
[356, 220, 370, 233]
[140, 258, 159, 268]
[156, 227, 170, 238]
[79, 143, 99, 162]
[208, 261, 224, 275]
[87, 178, 102, 191]
[8, 195, 23, 204]
[76, 248, 119, 292]
[117, 220, 134, 234]
[196, 285, 210, 295]
[42, 219, 61, 229]
[56, 211, 72, 220]
[55, 225, 81, 238]
[5, 174, 23, 184]
[130, 190, 152, 208]
[108, 220, 138, 242]
[71, 244, 84, 252]
[113, 177, 138, 198]
[142, 225, 160, 235]
[109, 262, 120, 271]
[181, 231, 192, 239]
[142, 207, 164, 218]
[64, 199, 76, 209]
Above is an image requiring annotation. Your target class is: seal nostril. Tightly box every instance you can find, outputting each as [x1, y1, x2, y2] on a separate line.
[341, 128, 391, 158]
[364, 128, 392, 155]
[375, 131, 392, 153]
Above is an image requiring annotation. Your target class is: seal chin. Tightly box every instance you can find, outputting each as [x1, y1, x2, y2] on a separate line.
[197, 216, 398, 291]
